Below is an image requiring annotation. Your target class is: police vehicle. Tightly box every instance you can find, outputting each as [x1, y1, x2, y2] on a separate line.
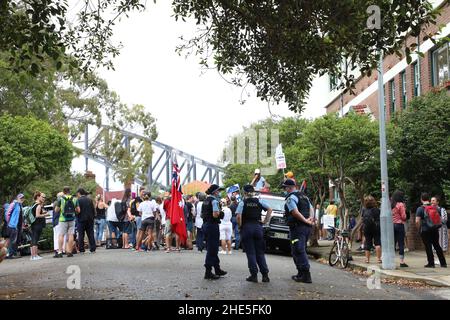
[258, 193, 291, 254]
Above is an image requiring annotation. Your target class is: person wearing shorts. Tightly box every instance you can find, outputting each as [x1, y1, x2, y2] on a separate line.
[135, 192, 157, 252]
[54, 187, 79, 258]
[219, 201, 233, 254]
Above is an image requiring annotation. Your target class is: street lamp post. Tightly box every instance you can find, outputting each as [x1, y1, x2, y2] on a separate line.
[377, 52, 396, 270]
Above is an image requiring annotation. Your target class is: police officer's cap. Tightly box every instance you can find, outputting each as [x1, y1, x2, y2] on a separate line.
[281, 179, 296, 187]
[206, 184, 224, 195]
[243, 184, 255, 193]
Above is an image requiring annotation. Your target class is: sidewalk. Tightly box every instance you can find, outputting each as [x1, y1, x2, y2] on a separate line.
[307, 240, 450, 287]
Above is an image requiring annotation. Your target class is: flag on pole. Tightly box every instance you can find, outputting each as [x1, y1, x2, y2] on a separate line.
[169, 155, 187, 245]
[299, 179, 307, 193]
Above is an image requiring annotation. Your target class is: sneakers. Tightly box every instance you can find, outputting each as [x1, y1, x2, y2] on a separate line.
[54, 252, 63, 258]
[400, 263, 409, 268]
[424, 264, 435, 268]
[219, 250, 227, 255]
[227, 251, 232, 255]
[30, 256, 43, 261]
[246, 275, 258, 283]
[67, 253, 74, 258]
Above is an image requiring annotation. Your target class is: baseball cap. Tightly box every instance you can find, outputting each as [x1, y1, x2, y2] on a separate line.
[285, 171, 294, 178]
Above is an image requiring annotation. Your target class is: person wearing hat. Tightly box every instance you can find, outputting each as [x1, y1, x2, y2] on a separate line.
[236, 184, 273, 282]
[251, 169, 269, 192]
[201, 184, 227, 280]
[284, 171, 296, 185]
[4, 193, 25, 259]
[282, 179, 315, 283]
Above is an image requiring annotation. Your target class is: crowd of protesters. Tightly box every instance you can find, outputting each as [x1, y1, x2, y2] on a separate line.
[0, 174, 449, 272]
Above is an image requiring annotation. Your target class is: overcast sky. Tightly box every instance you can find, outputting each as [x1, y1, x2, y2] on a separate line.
[72, 1, 328, 188]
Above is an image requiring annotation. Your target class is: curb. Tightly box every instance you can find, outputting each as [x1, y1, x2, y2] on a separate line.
[307, 247, 450, 288]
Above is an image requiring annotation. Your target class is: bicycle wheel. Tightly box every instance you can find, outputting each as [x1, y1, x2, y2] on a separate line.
[328, 242, 339, 266]
[339, 241, 350, 268]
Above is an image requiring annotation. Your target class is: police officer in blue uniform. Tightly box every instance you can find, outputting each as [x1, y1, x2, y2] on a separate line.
[236, 185, 273, 283]
[282, 179, 315, 283]
[201, 184, 227, 280]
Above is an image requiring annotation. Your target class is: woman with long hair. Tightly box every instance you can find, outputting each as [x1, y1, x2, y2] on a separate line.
[94, 194, 108, 246]
[30, 192, 49, 261]
[391, 190, 408, 267]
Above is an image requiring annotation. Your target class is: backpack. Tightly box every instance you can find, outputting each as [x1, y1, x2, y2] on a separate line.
[362, 208, 378, 228]
[423, 205, 442, 230]
[23, 204, 38, 225]
[115, 201, 126, 221]
[130, 199, 139, 216]
[62, 196, 76, 219]
[5, 202, 13, 224]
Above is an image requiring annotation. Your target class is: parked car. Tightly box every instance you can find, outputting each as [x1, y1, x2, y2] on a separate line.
[259, 193, 291, 254]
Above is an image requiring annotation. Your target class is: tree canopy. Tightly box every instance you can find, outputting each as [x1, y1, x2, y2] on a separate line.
[0, 52, 158, 186]
[1, 1, 447, 113]
[173, 0, 444, 112]
[0, 114, 73, 202]
[391, 90, 450, 208]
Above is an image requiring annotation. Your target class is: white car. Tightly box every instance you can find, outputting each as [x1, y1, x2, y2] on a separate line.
[258, 193, 291, 254]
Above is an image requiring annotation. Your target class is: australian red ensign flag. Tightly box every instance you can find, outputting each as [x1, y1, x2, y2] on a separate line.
[169, 156, 187, 245]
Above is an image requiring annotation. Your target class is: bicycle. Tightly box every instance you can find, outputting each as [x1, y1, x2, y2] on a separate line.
[328, 227, 350, 268]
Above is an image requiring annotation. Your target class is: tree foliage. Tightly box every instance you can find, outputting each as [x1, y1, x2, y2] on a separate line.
[23, 172, 98, 205]
[0, 0, 146, 76]
[391, 90, 450, 207]
[172, 0, 444, 112]
[0, 53, 158, 186]
[0, 115, 73, 202]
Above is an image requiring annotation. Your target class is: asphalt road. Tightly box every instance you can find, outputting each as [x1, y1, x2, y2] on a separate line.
[0, 248, 448, 300]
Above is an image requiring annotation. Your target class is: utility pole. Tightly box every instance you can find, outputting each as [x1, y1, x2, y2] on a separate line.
[377, 52, 395, 270]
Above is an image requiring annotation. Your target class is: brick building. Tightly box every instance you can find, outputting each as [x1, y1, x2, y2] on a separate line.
[324, 1, 449, 119]
[322, 1, 449, 251]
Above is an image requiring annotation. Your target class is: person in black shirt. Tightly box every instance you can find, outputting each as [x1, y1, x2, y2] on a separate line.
[415, 192, 447, 268]
[76, 188, 96, 253]
[362, 195, 381, 264]
[30, 192, 49, 261]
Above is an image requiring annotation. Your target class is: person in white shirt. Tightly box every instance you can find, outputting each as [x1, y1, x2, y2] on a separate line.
[195, 192, 206, 252]
[155, 196, 166, 249]
[135, 192, 158, 252]
[219, 199, 233, 254]
[106, 198, 121, 240]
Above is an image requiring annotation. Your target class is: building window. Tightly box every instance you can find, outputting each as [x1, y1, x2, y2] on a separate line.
[432, 42, 449, 86]
[390, 80, 396, 115]
[401, 71, 407, 109]
[413, 62, 420, 96]
[329, 74, 339, 91]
